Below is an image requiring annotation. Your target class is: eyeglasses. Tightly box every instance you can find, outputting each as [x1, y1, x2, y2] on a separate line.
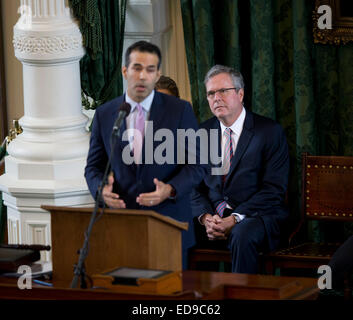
[206, 87, 238, 99]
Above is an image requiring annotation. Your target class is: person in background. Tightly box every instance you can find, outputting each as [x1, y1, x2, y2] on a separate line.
[155, 75, 180, 98]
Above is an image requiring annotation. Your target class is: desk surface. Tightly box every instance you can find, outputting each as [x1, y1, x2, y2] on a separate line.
[0, 270, 319, 300]
[183, 271, 319, 300]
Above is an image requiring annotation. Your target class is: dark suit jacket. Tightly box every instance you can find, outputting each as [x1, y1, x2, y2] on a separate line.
[85, 91, 206, 252]
[191, 110, 290, 251]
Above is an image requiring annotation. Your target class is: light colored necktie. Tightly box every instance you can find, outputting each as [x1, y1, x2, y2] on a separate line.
[133, 104, 145, 164]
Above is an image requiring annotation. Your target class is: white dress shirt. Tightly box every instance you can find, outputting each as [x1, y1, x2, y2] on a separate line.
[219, 107, 246, 222]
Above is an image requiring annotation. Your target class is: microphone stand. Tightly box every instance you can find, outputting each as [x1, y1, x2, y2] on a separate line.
[70, 127, 121, 289]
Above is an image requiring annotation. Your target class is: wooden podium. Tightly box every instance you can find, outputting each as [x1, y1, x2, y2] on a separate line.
[42, 206, 188, 283]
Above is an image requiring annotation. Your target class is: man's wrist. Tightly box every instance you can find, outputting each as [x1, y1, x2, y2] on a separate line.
[168, 184, 177, 200]
[231, 213, 242, 224]
[199, 213, 212, 225]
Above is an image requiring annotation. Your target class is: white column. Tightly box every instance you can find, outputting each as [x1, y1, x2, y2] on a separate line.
[0, 0, 94, 265]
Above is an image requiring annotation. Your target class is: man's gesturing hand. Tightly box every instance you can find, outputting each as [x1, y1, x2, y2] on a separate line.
[136, 178, 173, 207]
[102, 173, 126, 208]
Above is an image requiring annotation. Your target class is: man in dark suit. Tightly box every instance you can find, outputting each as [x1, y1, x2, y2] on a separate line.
[85, 41, 205, 269]
[192, 65, 289, 274]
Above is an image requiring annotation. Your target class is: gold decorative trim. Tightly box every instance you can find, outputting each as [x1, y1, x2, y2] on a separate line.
[313, 0, 353, 45]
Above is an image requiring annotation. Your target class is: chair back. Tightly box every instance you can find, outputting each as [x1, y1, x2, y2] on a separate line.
[302, 152, 353, 222]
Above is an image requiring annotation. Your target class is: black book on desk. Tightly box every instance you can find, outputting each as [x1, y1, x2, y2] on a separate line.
[0, 247, 40, 273]
[92, 267, 182, 295]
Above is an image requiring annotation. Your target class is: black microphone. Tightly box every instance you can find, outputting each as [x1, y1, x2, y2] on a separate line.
[112, 102, 131, 137]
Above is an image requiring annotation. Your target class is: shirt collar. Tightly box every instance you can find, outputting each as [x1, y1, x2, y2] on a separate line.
[125, 90, 155, 113]
[220, 107, 246, 136]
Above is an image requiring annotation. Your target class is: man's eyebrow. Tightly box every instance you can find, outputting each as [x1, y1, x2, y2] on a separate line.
[131, 63, 157, 68]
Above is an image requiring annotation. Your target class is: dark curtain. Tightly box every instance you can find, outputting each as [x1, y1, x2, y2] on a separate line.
[181, 0, 353, 241]
[69, 0, 127, 109]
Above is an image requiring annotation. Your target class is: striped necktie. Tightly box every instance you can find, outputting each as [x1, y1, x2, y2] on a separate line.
[216, 128, 234, 217]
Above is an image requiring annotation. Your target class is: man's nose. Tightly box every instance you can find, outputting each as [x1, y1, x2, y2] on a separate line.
[139, 69, 146, 79]
[214, 91, 222, 100]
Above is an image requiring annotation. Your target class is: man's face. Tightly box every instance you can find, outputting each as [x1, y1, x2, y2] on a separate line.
[122, 50, 161, 102]
[206, 73, 244, 126]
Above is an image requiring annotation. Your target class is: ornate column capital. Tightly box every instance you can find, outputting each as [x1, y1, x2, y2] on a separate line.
[13, 0, 84, 63]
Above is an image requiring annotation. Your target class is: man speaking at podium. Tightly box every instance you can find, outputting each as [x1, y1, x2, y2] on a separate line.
[85, 41, 205, 269]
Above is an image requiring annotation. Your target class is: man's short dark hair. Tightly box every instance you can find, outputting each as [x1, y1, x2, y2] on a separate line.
[155, 75, 180, 98]
[125, 41, 162, 69]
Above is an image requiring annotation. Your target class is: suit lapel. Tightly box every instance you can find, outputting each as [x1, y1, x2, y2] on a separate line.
[147, 92, 166, 131]
[225, 110, 254, 184]
[113, 95, 130, 152]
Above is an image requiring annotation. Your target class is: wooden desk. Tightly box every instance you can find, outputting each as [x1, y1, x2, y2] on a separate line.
[183, 271, 319, 300]
[0, 271, 319, 300]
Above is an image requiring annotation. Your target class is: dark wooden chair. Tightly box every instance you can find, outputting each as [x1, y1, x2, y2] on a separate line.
[188, 247, 232, 270]
[263, 153, 353, 298]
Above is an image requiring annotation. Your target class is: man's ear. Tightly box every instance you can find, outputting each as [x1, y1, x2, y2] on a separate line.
[238, 88, 244, 103]
[156, 70, 161, 83]
[122, 66, 127, 79]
